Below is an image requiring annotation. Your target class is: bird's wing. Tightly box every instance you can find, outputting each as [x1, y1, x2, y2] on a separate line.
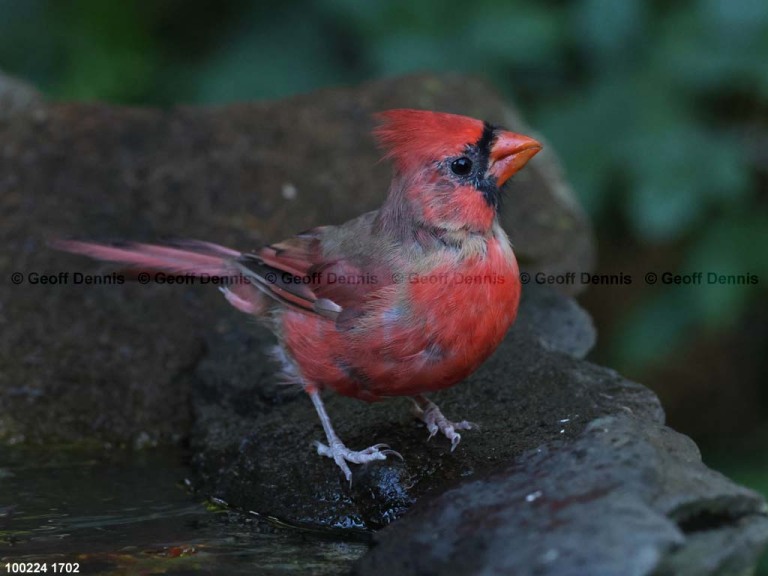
[237, 220, 394, 323]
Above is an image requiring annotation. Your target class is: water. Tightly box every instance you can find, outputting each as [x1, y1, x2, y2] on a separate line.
[0, 447, 368, 574]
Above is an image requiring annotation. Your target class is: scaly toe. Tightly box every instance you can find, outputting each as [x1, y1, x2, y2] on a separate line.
[335, 457, 353, 483]
[314, 440, 332, 457]
[360, 443, 390, 454]
[413, 401, 476, 448]
[314, 439, 395, 467]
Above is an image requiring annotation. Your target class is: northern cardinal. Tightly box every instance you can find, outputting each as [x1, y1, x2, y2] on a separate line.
[54, 109, 541, 481]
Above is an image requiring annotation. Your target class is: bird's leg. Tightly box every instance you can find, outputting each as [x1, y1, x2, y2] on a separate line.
[309, 389, 400, 483]
[411, 395, 476, 451]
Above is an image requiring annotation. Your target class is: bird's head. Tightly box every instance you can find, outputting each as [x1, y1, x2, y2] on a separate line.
[375, 109, 541, 233]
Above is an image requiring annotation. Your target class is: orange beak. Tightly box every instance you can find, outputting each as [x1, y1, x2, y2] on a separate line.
[489, 131, 542, 186]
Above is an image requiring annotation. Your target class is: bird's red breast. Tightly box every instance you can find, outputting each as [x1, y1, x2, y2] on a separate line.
[279, 226, 520, 402]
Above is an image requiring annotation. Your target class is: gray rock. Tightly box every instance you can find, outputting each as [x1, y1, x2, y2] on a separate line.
[0, 73, 592, 446]
[189, 285, 767, 573]
[353, 415, 768, 576]
[515, 283, 596, 359]
[0, 70, 42, 119]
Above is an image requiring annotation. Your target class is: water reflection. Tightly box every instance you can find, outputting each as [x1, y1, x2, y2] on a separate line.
[0, 447, 367, 574]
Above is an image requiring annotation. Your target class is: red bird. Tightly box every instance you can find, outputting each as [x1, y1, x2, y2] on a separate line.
[54, 110, 542, 481]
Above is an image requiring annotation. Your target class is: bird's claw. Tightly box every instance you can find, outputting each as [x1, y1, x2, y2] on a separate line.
[313, 440, 400, 483]
[413, 398, 477, 450]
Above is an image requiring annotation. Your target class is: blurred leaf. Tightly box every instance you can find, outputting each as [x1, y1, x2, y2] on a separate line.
[466, 3, 565, 66]
[370, 34, 464, 76]
[614, 210, 767, 369]
[684, 212, 768, 328]
[534, 77, 639, 218]
[366, 1, 567, 79]
[50, 0, 156, 103]
[572, 0, 647, 72]
[624, 123, 750, 242]
[612, 289, 694, 371]
[193, 5, 349, 102]
[0, 0, 58, 89]
[656, 0, 768, 96]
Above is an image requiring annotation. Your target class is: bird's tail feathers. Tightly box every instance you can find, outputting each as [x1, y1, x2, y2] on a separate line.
[51, 238, 239, 278]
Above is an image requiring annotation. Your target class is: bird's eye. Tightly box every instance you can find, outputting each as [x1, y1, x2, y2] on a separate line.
[450, 157, 473, 176]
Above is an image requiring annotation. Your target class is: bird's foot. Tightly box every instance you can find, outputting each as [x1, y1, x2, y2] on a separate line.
[314, 440, 402, 483]
[412, 396, 476, 451]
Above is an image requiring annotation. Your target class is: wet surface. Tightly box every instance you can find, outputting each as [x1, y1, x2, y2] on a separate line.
[354, 415, 768, 576]
[0, 447, 367, 575]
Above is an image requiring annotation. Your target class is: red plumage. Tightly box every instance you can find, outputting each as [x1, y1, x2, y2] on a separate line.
[374, 109, 485, 171]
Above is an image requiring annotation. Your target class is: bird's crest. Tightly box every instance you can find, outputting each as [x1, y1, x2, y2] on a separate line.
[374, 109, 486, 172]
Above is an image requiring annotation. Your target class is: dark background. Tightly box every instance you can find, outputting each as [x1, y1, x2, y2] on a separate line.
[2, 0, 766, 555]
